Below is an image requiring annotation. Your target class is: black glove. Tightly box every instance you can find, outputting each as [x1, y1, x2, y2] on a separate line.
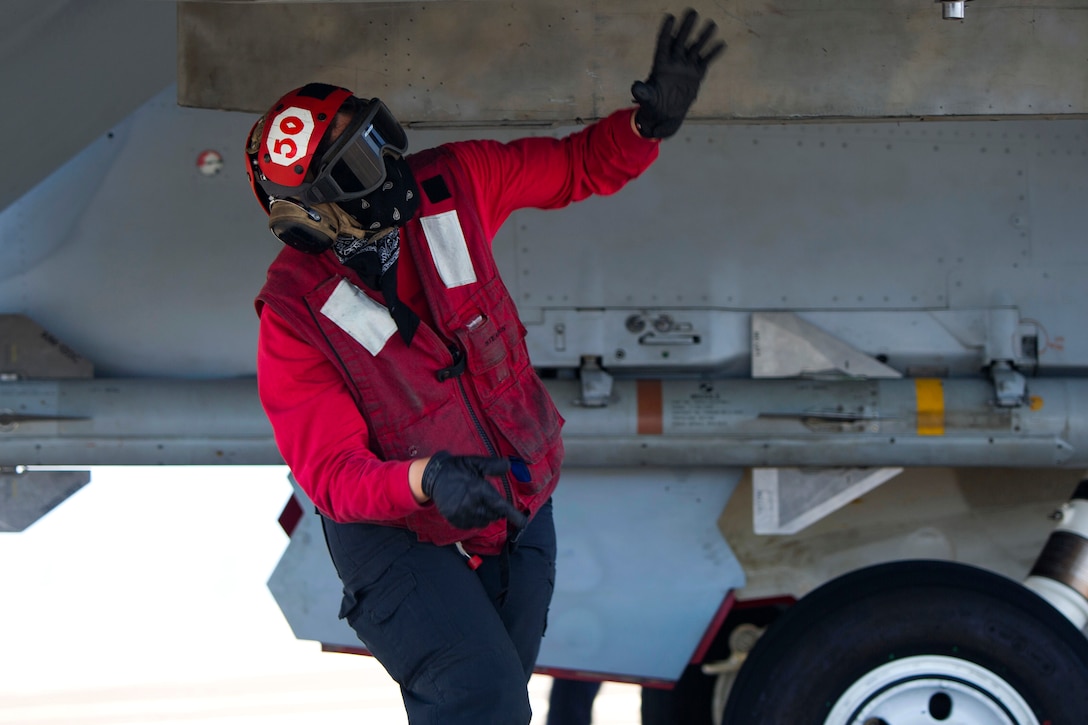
[632, 8, 725, 139]
[421, 451, 528, 530]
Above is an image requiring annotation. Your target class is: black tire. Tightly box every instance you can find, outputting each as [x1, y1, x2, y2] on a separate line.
[721, 559, 1088, 724]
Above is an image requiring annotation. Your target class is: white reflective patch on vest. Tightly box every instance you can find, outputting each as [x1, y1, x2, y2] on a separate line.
[421, 211, 477, 288]
[321, 279, 396, 356]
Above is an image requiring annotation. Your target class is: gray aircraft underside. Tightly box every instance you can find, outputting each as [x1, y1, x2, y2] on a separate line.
[5, 0, 1088, 709]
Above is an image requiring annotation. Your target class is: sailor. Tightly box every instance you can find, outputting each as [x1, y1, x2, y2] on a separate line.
[245, 9, 722, 723]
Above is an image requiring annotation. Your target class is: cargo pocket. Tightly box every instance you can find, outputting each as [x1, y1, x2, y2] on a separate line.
[365, 569, 417, 624]
[340, 567, 420, 686]
[341, 562, 466, 692]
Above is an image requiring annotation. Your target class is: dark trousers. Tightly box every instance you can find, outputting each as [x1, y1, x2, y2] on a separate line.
[547, 678, 602, 725]
[321, 499, 556, 725]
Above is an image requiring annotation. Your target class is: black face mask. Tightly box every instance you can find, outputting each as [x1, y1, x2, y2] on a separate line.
[336, 156, 420, 234]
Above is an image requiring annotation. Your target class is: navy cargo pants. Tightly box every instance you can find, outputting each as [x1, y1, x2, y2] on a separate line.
[321, 499, 556, 725]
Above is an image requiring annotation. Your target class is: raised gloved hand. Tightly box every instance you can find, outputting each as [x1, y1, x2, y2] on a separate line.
[421, 451, 528, 530]
[632, 8, 725, 139]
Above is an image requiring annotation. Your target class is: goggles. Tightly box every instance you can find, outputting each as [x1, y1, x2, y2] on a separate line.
[303, 98, 409, 204]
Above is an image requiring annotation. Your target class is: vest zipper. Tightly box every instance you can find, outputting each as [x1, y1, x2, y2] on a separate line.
[454, 375, 516, 508]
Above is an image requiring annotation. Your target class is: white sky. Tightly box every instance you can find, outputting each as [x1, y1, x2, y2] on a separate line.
[0, 466, 640, 725]
[0, 466, 395, 723]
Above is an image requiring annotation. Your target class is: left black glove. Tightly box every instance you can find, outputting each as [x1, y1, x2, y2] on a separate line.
[632, 8, 726, 139]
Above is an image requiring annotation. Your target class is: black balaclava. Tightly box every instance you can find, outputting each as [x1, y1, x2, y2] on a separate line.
[333, 155, 422, 346]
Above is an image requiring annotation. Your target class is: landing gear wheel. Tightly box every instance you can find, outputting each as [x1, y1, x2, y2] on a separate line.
[721, 560, 1088, 724]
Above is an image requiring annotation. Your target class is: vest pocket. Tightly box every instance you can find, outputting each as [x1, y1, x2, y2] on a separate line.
[483, 364, 564, 490]
[453, 308, 515, 405]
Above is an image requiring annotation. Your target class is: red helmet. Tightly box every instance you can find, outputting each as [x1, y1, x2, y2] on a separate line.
[245, 83, 409, 213]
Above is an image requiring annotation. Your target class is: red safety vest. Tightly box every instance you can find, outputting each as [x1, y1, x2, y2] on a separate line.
[257, 145, 564, 553]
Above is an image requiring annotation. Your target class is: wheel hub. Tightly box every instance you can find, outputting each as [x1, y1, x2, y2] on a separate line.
[825, 655, 1037, 724]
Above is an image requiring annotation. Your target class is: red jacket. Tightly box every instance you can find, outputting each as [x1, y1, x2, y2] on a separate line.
[255, 108, 659, 553]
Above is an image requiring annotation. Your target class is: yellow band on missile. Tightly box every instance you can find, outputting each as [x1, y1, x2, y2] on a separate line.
[915, 378, 945, 436]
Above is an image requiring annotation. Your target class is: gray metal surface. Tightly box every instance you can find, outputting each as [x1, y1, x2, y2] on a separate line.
[0, 1, 175, 212]
[0, 315, 92, 379]
[178, 1, 1088, 121]
[0, 87, 275, 379]
[0, 379, 278, 466]
[0, 468, 89, 532]
[514, 121, 1053, 309]
[514, 119, 1088, 372]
